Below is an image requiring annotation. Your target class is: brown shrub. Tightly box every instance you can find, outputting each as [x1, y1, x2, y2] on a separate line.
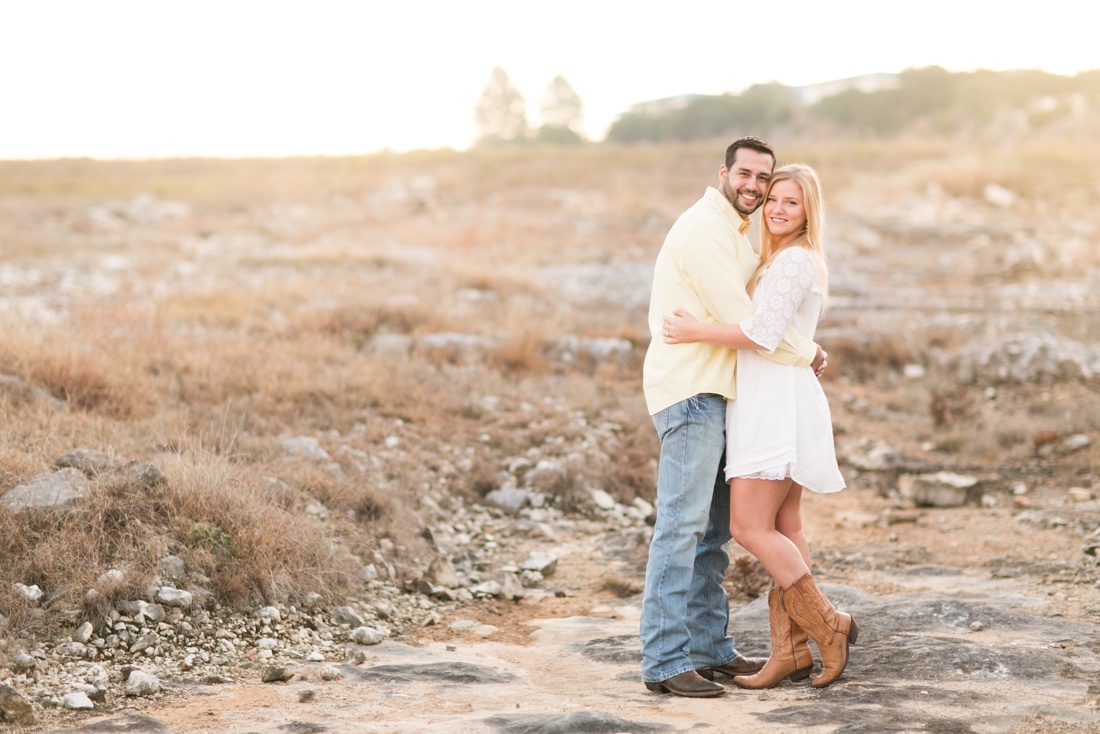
[929, 386, 976, 428]
[825, 336, 912, 384]
[724, 554, 771, 601]
[486, 333, 553, 377]
[600, 574, 644, 598]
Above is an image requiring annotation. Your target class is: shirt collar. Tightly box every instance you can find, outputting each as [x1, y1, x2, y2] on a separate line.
[705, 186, 752, 235]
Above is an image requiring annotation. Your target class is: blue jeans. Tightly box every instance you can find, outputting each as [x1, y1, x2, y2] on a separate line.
[640, 393, 738, 682]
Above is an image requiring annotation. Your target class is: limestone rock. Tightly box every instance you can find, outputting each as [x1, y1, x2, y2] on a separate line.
[124, 671, 160, 697]
[62, 691, 94, 710]
[0, 684, 37, 725]
[898, 472, 980, 507]
[0, 468, 89, 512]
[55, 448, 113, 476]
[350, 626, 386, 645]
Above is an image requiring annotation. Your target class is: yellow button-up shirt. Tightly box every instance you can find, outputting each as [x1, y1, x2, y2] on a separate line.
[642, 186, 817, 415]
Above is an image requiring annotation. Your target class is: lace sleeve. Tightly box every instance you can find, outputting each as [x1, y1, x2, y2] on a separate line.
[740, 248, 817, 353]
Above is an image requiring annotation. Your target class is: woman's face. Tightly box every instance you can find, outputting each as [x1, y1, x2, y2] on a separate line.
[763, 179, 806, 245]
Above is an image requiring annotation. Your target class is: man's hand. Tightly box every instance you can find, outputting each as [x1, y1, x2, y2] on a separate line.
[812, 345, 828, 377]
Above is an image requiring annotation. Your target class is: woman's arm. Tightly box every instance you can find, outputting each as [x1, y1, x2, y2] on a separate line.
[662, 309, 764, 350]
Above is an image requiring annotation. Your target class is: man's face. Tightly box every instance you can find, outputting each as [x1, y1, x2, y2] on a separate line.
[718, 148, 774, 216]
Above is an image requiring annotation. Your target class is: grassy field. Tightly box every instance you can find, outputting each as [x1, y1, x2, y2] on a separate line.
[2, 138, 1099, 638]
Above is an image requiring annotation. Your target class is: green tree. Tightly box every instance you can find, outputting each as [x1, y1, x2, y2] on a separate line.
[474, 66, 528, 146]
[537, 74, 585, 144]
[606, 85, 796, 143]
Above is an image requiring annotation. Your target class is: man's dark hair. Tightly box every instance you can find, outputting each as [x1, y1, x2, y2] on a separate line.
[724, 136, 775, 169]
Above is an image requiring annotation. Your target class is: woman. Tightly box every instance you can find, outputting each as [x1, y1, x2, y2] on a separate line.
[662, 163, 857, 689]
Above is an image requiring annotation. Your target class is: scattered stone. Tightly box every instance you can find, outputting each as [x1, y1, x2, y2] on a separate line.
[109, 462, 167, 490]
[12, 653, 36, 672]
[520, 552, 558, 576]
[319, 665, 342, 681]
[55, 641, 88, 658]
[1060, 434, 1093, 454]
[519, 570, 544, 588]
[155, 587, 193, 608]
[159, 555, 187, 579]
[953, 332, 1100, 384]
[73, 621, 95, 644]
[13, 583, 44, 605]
[0, 468, 89, 513]
[332, 606, 365, 628]
[0, 373, 66, 410]
[261, 666, 294, 683]
[1069, 488, 1094, 503]
[485, 484, 534, 513]
[0, 683, 37, 725]
[983, 183, 1018, 208]
[470, 580, 502, 597]
[298, 689, 316, 703]
[898, 472, 980, 507]
[903, 363, 925, 379]
[590, 489, 617, 511]
[282, 436, 331, 462]
[841, 437, 904, 471]
[124, 670, 161, 697]
[55, 448, 113, 476]
[424, 556, 461, 588]
[62, 691, 94, 710]
[374, 599, 396, 619]
[350, 626, 386, 645]
[257, 606, 281, 622]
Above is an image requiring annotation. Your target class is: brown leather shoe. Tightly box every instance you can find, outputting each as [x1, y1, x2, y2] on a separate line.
[696, 655, 768, 680]
[644, 670, 725, 697]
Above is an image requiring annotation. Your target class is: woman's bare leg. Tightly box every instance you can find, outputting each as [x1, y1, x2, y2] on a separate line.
[729, 478, 810, 588]
[776, 482, 811, 570]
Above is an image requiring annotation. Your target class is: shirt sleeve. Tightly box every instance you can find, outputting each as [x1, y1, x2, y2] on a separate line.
[740, 248, 817, 354]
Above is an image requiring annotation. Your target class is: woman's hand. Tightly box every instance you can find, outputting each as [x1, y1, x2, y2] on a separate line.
[662, 308, 701, 344]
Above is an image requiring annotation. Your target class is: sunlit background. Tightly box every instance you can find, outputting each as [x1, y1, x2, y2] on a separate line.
[1, 0, 1096, 159]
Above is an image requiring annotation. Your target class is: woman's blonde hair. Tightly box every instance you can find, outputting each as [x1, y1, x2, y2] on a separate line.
[747, 163, 829, 311]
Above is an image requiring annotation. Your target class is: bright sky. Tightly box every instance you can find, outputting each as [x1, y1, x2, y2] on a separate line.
[1, 1, 1096, 159]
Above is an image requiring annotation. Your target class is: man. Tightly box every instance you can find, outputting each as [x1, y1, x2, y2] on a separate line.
[640, 136, 825, 697]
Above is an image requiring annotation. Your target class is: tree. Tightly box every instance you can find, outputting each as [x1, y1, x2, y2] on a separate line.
[540, 75, 584, 130]
[474, 66, 528, 146]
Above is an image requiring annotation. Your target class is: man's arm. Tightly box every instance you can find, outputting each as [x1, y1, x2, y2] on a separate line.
[680, 222, 818, 368]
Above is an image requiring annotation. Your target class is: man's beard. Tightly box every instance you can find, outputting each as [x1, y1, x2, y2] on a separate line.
[721, 181, 760, 216]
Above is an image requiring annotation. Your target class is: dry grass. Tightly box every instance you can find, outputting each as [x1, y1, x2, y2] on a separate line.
[2, 138, 1099, 635]
[724, 554, 771, 601]
[599, 574, 644, 598]
[0, 444, 361, 637]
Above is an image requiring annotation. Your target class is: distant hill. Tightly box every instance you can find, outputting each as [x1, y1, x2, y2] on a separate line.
[606, 67, 1100, 143]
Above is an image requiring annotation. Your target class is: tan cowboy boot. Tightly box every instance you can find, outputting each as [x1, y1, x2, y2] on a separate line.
[733, 587, 813, 689]
[781, 574, 859, 688]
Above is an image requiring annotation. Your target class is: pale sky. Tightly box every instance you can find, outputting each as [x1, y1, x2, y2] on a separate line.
[1, 1, 1096, 159]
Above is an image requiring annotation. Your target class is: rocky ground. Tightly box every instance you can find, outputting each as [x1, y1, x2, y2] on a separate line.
[6, 466, 1100, 733]
[2, 146, 1100, 732]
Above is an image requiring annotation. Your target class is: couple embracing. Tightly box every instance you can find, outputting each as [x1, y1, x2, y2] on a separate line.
[640, 136, 857, 697]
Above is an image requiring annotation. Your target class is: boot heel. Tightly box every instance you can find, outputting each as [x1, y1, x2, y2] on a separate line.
[788, 665, 813, 682]
[848, 617, 859, 645]
[644, 682, 668, 693]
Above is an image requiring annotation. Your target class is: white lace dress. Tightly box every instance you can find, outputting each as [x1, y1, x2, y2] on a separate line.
[724, 246, 845, 493]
